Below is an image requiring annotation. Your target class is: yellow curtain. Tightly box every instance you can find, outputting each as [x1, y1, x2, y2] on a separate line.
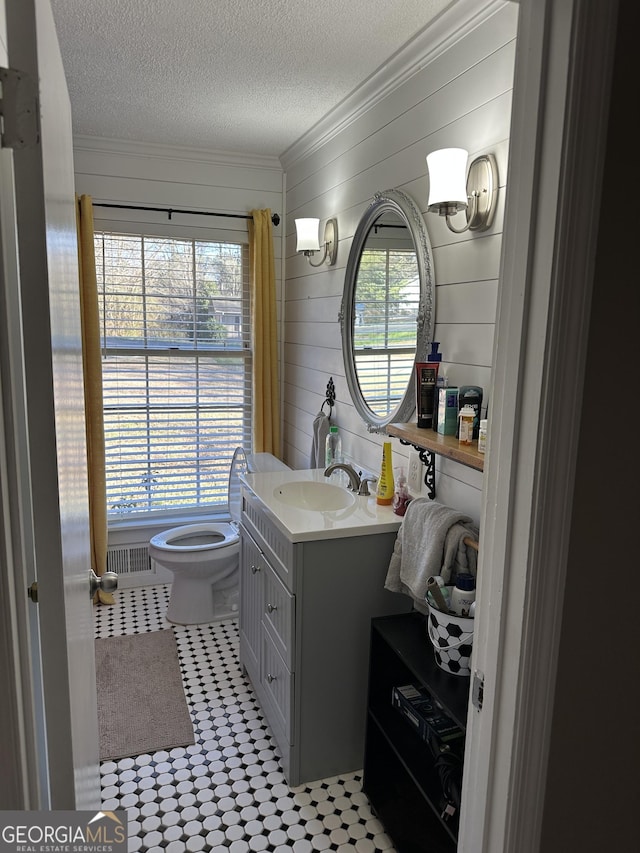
[248, 209, 281, 456]
[76, 194, 112, 605]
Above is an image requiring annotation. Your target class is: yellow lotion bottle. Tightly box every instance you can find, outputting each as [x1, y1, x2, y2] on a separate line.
[376, 441, 395, 505]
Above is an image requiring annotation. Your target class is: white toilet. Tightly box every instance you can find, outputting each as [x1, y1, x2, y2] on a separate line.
[149, 448, 289, 625]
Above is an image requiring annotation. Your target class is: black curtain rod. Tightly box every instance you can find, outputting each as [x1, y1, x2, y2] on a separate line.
[92, 202, 280, 226]
[373, 223, 407, 232]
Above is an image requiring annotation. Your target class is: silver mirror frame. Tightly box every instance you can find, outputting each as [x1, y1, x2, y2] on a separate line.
[339, 188, 435, 433]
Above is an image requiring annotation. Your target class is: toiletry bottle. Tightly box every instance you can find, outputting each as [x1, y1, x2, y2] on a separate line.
[457, 385, 483, 439]
[392, 468, 412, 516]
[478, 419, 488, 454]
[325, 425, 342, 466]
[415, 362, 439, 428]
[376, 441, 394, 505]
[429, 341, 442, 362]
[450, 573, 476, 617]
[429, 343, 443, 430]
[458, 405, 475, 445]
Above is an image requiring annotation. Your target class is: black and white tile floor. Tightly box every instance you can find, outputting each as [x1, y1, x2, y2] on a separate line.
[95, 584, 396, 853]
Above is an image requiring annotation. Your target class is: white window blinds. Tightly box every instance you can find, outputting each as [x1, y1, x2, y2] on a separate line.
[353, 248, 420, 418]
[94, 233, 251, 516]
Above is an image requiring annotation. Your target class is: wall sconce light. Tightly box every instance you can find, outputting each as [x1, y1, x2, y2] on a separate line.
[295, 217, 338, 267]
[426, 148, 498, 233]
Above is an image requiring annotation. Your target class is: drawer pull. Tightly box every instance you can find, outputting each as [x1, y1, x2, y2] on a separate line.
[267, 603, 277, 613]
[266, 673, 276, 683]
[250, 564, 261, 574]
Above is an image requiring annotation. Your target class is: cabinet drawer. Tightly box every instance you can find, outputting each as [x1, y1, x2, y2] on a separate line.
[241, 492, 295, 587]
[239, 529, 266, 681]
[262, 631, 293, 743]
[263, 562, 294, 668]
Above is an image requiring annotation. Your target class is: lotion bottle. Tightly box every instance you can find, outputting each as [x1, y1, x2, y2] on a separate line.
[376, 441, 394, 505]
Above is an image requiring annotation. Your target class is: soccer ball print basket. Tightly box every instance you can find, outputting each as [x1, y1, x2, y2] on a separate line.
[426, 603, 474, 676]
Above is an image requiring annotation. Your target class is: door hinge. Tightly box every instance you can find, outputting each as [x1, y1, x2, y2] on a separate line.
[27, 582, 38, 604]
[0, 67, 40, 149]
[472, 670, 484, 710]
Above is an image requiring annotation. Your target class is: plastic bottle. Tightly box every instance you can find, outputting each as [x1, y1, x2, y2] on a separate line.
[415, 362, 439, 428]
[429, 343, 444, 432]
[450, 573, 476, 617]
[376, 441, 395, 505]
[478, 419, 488, 454]
[457, 385, 483, 439]
[392, 468, 412, 516]
[458, 405, 475, 445]
[325, 425, 342, 467]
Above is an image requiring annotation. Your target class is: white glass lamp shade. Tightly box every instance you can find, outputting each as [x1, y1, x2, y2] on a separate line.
[426, 148, 469, 213]
[295, 218, 321, 252]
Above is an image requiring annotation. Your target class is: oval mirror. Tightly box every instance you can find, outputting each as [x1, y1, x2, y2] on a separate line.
[340, 189, 435, 433]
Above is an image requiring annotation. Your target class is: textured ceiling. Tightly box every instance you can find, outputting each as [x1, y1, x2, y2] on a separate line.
[49, 0, 454, 158]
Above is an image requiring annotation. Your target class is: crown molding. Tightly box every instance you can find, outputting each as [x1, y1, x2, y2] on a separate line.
[73, 135, 283, 172]
[279, 0, 509, 172]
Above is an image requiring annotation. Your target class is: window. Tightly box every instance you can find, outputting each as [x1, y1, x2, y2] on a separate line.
[95, 232, 251, 517]
[353, 247, 420, 418]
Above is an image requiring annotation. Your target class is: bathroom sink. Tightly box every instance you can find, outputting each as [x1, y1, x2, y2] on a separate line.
[272, 480, 356, 511]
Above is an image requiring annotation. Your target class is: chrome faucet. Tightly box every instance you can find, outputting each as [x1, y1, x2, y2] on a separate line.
[324, 462, 374, 495]
[324, 462, 361, 492]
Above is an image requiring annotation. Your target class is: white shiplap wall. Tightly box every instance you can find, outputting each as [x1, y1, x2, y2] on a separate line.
[281, 1, 518, 522]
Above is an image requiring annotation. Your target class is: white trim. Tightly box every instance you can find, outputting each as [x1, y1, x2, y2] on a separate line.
[108, 508, 227, 532]
[278, 169, 287, 461]
[0, 344, 33, 809]
[458, 1, 618, 851]
[0, 143, 45, 809]
[73, 134, 283, 172]
[279, 0, 510, 171]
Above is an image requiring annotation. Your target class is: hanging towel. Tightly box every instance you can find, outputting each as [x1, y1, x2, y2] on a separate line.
[384, 498, 478, 608]
[441, 522, 479, 585]
[310, 410, 330, 468]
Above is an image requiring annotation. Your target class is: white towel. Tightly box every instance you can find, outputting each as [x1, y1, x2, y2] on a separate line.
[441, 521, 479, 585]
[310, 410, 330, 468]
[384, 498, 478, 607]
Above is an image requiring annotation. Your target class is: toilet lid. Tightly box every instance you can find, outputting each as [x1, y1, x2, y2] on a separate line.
[228, 446, 248, 523]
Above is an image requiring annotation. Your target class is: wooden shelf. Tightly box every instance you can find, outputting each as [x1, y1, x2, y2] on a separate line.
[387, 422, 485, 472]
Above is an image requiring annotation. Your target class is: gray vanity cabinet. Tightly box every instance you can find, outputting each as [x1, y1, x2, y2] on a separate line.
[239, 488, 411, 786]
[238, 530, 264, 680]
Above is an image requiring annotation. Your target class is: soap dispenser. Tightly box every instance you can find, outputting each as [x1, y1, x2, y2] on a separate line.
[392, 468, 412, 516]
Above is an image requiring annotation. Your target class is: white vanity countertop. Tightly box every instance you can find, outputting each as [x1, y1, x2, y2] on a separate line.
[240, 467, 403, 543]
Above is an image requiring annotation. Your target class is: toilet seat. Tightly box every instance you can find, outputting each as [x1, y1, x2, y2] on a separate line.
[150, 446, 247, 554]
[150, 521, 239, 553]
[228, 445, 247, 524]
[149, 447, 287, 625]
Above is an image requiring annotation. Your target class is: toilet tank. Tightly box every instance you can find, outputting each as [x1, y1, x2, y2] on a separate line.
[247, 453, 291, 473]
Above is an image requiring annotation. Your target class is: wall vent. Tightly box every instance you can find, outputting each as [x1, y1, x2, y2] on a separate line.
[106, 544, 152, 575]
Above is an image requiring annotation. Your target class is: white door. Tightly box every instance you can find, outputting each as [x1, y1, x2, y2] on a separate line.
[0, 0, 99, 808]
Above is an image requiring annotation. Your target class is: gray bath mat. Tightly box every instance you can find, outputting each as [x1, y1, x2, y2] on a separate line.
[95, 629, 195, 761]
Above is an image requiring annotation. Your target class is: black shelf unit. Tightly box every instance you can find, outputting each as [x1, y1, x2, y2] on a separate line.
[363, 612, 471, 853]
